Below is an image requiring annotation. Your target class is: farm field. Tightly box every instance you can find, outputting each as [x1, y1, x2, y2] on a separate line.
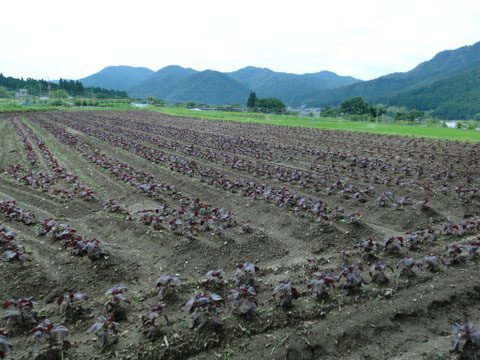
[157, 107, 480, 142]
[1, 110, 480, 359]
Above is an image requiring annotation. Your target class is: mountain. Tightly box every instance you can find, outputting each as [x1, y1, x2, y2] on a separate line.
[163, 70, 251, 104]
[388, 64, 480, 119]
[303, 41, 480, 108]
[79, 66, 154, 92]
[79, 65, 361, 104]
[76, 41, 480, 116]
[228, 66, 360, 104]
[128, 65, 198, 99]
[394, 41, 480, 81]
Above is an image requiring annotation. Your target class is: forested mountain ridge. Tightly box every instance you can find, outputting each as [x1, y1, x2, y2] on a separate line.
[79, 66, 154, 92]
[76, 41, 480, 118]
[227, 66, 360, 104]
[300, 41, 480, 118]
[80, 65, 362, 105]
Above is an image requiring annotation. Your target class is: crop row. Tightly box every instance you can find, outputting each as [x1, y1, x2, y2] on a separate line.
[11, 121, 37, 167]
[31, 118, 242, 238]
[70, 110, 478, 161]
[0, 223, 28, 262]
[57, 112, 479, 204]
[62, 111, 474, 180]
[2, 212, 479, 358]
[53, 114, 470, 226]
[0, 199, 105, 262]
[89, 110, 480, 171]
[39, 115, 344, 223]
[64, 116, 382, 199]
[2, 120, 94, 201]
[154, 110, 478, 159]
[17, 122, 95, 200]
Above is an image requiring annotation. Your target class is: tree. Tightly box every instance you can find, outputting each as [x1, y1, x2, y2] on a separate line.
[146, 97, 165, 107]
[247, 92, 258, 110]
[395, 109, 425, 121]
[49, 89, 69, 99]
[340, 97, 372, 115]
[0, 86, 11, 98]
[256, 98, 286, 114]
[372, 105, 387, 119]
[320, 106, 341, 118]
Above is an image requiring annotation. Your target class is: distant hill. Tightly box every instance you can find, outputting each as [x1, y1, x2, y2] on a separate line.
[228, 66, 360, 104]
[76, 41, 480, 117]
[388, 64, 480, 119]
[79, 66, 154, 92]
[164, 70, 251, 105]
[79, 65, 361, 105]
[128, 65, 198, 99]
[302, 41, 480, 110]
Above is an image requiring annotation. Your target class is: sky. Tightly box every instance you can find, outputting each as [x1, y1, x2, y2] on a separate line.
[1, 0, 480, 81]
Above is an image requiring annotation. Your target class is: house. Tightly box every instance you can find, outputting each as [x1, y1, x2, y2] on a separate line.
[15, 89, 28, 97]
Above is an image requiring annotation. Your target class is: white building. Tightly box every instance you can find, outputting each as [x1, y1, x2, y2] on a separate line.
[15, 89, 28, 97]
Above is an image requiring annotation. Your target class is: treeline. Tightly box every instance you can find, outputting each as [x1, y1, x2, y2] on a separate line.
[247, 92, 286, 114]
[320, 97, 425, 122]
[0, 74, 128, 98]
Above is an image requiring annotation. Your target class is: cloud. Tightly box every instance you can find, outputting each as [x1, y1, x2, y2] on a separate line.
[1, 0, 479, 80]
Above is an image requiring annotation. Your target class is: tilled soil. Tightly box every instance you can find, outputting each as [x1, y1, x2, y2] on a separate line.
[0, 110, 479, 360]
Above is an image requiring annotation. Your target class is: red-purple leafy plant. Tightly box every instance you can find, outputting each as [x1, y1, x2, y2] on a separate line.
[272, 280, 300, 308]
[77, 187, 94, 200]
[137, 210, 156, 225]
[0, 227, 15, 242]
[2, 237, 28, 262]
[346, 212, 361, 225]
[338, 264, 364, 295]
[87, 316, 121, 349]
[0, 200, 36, 225]
[451, 323, 480, 356]
[355, 239, 381, 263]
[383, 236, 404, 255]
[42, 222, 78, 243]
[235, 262, 259, 286]
[396, 257, 421, 278]
[58, 292, 88, 321]
[203, 269, 225, 290]
[141, 304, 168, 340]
[443, 243, 467, 266]
[466, 240, 480, 257]
[102, 199, 124, 213]
[184, 293, 224, 330]
[38, 218, 57, 236]
[308, 272, 336, 300]
[72, 238, 106, 260]
[3, 297, 36, 330]
[368, 262, 394, 284]
[156, 274, 181, 300]
[105, 285, 129, 320]
[229, 285, 257, 319]
[38, 219, 106, 260]
[31, 319, 69, 349]
[423, 254, 444, 272]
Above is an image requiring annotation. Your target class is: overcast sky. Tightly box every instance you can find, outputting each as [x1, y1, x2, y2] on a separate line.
[1, 0, 480, 81]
